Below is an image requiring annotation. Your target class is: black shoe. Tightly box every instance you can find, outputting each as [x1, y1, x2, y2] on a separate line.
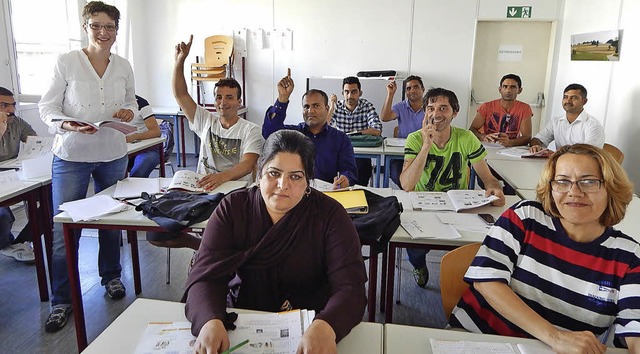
[105, 278, 126, 300]
[45, 306, 71, 333]
[413, 266, 429, 288]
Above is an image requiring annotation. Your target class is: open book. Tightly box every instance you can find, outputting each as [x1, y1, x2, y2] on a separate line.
[0, 136, 54, 169]
[411, 190, 498, 211]
[113, 171, 247, 199]
[51, 117, 137, 134]
[134, 310, 315, 354]
[323, 189, 368, 214]
[497, 147, 553, 158]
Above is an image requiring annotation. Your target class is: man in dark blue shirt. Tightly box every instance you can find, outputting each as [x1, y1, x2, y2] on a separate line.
[263, 69, 357, 188]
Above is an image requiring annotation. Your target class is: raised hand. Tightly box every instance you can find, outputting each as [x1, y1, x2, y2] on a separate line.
[420, 112, 435, 150]
[386, 81, 397, 95]
[175, 35, 193, 64]
[277, 68, 295, 102]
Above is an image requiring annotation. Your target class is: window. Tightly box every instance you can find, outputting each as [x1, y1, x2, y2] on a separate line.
[7, 0, 83, 97]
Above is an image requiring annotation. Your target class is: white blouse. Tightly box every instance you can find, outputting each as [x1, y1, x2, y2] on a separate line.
[39, 50, 137, 162]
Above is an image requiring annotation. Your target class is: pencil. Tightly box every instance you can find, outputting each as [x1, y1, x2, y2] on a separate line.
[221, 339, 249, 354]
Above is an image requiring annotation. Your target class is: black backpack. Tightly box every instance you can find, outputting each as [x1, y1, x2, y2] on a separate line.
[351, 189, 403, 253]
[135, 191, 224, 232]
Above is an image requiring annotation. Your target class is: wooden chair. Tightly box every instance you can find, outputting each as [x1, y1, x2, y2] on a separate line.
[439, 242, 481, 320]
[603, 143, 624, 164]
[191, 35, 233, 81]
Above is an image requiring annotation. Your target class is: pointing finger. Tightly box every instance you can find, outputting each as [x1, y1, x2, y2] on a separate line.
[287, 68, 291, 78]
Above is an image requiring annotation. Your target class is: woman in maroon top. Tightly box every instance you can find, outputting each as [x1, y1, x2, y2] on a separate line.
[184, 130, 367, 354]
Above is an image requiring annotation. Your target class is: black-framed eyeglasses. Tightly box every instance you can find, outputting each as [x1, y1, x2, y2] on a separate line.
[87, 23, 117, 32]
[550, 179, 604, 193]
[0, 102, 17, 109]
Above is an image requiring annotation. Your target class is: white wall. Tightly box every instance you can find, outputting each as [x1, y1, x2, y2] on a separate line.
[549, 0, 640, 192]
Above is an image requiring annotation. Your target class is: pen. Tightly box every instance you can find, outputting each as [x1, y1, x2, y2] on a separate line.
[221, 339, 249, 354]
[600, 326, 611, 345]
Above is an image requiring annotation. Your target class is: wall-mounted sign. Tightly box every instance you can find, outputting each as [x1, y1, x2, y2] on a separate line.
[507, 6, 532, 18]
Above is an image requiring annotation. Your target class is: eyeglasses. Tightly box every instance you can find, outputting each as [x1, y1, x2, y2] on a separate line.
[0, 102, 17, 109]
[87, 23, 117, 32]
[550, 179, 604, 193]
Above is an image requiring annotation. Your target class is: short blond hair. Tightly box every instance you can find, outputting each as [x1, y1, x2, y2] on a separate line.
[536, 144, 633, 227]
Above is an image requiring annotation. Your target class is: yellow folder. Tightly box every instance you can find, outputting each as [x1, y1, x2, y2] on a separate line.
[323, 189, 369, 214]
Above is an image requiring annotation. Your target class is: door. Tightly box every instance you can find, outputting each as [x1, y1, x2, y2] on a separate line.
[468, 21, 554, 135]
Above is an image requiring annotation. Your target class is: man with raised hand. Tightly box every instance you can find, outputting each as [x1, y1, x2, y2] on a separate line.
[380, 75, 426, 188]
[263, 69, 357, 190]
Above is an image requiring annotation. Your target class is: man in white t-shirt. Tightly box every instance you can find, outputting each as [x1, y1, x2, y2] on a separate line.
[529, 83, 604, 152]
[156, 35, 264, 250]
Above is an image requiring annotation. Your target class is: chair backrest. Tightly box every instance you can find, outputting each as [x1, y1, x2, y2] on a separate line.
[203, 35, 233, 67]
[440, 242, 481, 320]
[603, 143, 624, 164]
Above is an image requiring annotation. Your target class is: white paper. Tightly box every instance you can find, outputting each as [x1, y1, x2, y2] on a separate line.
[430, 339, 516, 353]
[211, 180, 249, 195]
[516, 343, 555, 354]
[497, 44, 523, 62]
[20, 153, 53, 179]
[401, 212, 461, 240]
[17, 136, 54, 160]
[0, 169, 24, 191]
[113, 178, 161, 199]
[59, 195, 129, 222]
[385, 138, 407, 147]
[436, 212, 492, 233]
[134, 322, 195, 354]
[311, 179, 334, 192]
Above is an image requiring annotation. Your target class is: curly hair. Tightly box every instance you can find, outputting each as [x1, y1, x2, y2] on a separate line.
[536, 144, 633, 227]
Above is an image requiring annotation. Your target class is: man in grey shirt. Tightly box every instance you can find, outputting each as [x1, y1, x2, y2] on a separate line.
[0, 86, 37, 262]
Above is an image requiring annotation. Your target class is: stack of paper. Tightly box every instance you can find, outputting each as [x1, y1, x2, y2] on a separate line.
[59, 195, 129, 222]
[430, 339, 516, 353]
[401, 212, 461, 240]
[385, 138, 407, 147]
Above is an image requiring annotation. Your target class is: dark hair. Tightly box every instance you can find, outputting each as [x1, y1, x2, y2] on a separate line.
[405, 75, 424, 89]
[500, 74, 522, 88]
[342, 76, 361, 91]
[258, 130, 316, 183]
[214, 78, 242, 99]
[536, 144, 633, 227]
[82, 1, 120, 28]
[423, 88, 460, 113]
[0, 87, 13, 97]
[564, 83, 587, 98]
[302, 89, 329, 107]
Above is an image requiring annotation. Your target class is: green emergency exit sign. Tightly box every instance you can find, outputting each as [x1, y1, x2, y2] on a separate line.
[507, 6, 532, 18]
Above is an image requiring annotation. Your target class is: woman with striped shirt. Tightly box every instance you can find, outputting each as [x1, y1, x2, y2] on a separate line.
[450, 144, 640, 353]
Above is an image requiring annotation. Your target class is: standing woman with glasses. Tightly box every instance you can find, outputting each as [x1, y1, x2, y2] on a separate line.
[39, 1, 135, 333]
[450, 144, 640, 353]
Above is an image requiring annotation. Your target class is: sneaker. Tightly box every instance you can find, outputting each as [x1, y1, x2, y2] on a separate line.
[413, 266, 429, 288]
[105, 278, 126, 300]
[45, 306, 72, 333]
[0, 242, 35, 263]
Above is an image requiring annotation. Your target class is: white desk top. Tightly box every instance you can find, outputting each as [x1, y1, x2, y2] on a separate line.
[384, 324, 628, 353]
[126, 137, 165, 155]
[84, 298, 383, 354]
[487, 158, 546, 191]
[0, 180, 42, 203]
[353, 145, 385, 155]
[390, 194, 520, 247]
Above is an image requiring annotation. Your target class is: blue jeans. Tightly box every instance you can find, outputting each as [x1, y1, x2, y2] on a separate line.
[389, 159, 403, 189]
[50, 155, 128, 307]
[129, 149, 160, 178]
[407, 248, 429, 269]
[0, 207, 15, 249]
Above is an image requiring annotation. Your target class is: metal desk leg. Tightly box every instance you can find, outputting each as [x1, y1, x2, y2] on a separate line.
[367, 248, 377, 322]
[28, 190, 49, 301]
[384, 244, 397, 323]
[126, 231, 142, 294]
[384, 156, 392, 188]
[374, 156, 381, 187]
[64, 223, 88, 351]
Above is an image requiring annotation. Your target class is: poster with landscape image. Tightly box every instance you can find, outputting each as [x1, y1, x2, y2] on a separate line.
[571, 29, 621, 61]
